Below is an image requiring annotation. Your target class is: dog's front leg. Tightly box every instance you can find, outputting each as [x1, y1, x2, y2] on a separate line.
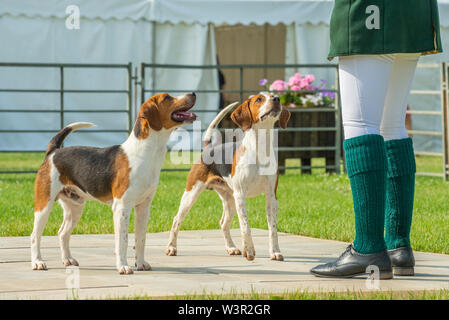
[234, 193, 255, 261]
[134, 193, 155, 271]
[113, 202, 133, 274]
[266, 192, 283, 261]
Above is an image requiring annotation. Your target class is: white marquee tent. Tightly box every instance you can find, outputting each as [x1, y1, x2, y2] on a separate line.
[1, 0, 449, 152]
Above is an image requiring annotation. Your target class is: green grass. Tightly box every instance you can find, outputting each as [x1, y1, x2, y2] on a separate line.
[116, 289, 449, 300]
[0, 153, 448, 254]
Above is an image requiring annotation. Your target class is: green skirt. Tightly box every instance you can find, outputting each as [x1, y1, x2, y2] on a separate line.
[328, 0, 443, 59]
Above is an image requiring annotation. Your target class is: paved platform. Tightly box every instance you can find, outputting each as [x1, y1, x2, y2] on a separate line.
[1, 229, 448, 299]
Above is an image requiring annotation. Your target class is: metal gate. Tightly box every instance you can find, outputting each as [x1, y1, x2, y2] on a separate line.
[407, 62, 449, 179]
[0, 62, 133, 174]
[2, 61, 448, 178]
[141, 63, 343, 174]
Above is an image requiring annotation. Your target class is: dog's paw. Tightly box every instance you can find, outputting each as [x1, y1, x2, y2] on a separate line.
[242, 249, 256, 261]
[165, 246, 177, 256]
[31, 260, 47, 270]
[270, 253, 284, 261]
[226, 247, 242, 256]
[135, 261, 152, 271]
[62, 256, 79, 267]
[118, 265, 134, 275]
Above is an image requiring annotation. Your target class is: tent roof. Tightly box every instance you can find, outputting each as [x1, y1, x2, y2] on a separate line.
[1, 0, 449, 26]
[150, 0, 333, 25]
[0, 0, 151, 22]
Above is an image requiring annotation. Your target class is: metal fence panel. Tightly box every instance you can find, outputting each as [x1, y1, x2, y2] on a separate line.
[408, 63, 449, 180]
[0, 62, 133, 174]
[3, 61, 446, 177]
[141, 63, 342, 173]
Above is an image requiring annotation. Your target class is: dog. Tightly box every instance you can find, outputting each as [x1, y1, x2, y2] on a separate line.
[166, 93, 290, 261]
[31, 93, 197, 274]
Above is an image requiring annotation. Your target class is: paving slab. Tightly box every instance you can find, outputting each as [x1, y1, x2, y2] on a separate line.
[0, 229, 448, 299]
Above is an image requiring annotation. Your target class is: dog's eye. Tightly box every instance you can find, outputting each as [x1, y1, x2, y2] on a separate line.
[256, 97, 263, 102]
[163, 95, 172, 101]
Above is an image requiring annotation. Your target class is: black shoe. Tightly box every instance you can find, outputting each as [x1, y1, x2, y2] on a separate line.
[387, 246, 415, 276]
[310, 244, 393, 279]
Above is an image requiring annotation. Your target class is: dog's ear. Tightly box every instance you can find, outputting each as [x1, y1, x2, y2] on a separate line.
[231, 100, 253, 130]
[142, 100, 162, 131]
[279, 106, 290, 129]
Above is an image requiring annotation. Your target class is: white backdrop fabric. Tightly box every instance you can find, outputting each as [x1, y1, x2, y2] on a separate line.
[150, 22, 219, 150]
[285, 23, 335, 86]
[1, 0, 448, 153]
[0, 0, 218, 151]
[0, 14, 153, 151]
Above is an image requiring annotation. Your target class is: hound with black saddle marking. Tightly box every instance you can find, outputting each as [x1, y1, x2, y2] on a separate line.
[31, 93, 197, 274]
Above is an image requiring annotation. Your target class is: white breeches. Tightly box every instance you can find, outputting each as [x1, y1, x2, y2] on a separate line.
[339, 53, 420, 140]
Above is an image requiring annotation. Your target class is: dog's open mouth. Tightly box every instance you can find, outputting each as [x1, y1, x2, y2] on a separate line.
[171, 103, 198, 123]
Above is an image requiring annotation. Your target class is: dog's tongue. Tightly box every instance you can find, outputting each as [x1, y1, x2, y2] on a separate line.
[172, 111, 198, 122]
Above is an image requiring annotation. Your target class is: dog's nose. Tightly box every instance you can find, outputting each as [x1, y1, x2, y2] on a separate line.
[190, 92, 196, 97]
[272, 96, 280, 103]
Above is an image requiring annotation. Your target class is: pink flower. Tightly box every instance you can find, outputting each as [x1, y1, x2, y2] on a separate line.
[288, 76, 299, 87]
[288, 73, 304, 87]
[290, 85, 301, 91]
[299, 78, 309, 89]
[271, 80, 287, 91]
[305, 74, 315, 83]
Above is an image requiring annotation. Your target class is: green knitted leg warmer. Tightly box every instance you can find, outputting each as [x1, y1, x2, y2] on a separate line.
[344, 134, 387, 254]
[384, 137, 416, 250]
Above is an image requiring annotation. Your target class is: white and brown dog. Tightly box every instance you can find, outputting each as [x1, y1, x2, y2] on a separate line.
[166, 93, 290, 261]
[31, 93, 197, 274]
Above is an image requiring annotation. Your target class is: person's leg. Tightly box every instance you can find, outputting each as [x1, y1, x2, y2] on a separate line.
[380, 54, 419, 275]
[340, 55, 393, 140]
[311, 55, 394, 278]
[340, 55, 393, 254]
[380, 54, 420, 142]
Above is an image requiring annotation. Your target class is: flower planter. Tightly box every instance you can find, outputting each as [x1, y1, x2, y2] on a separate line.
[278, 108, 337, 174]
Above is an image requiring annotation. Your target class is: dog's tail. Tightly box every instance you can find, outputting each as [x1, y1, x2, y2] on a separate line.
[203, 102, 239, 148]
[45, 122, 95, 156]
